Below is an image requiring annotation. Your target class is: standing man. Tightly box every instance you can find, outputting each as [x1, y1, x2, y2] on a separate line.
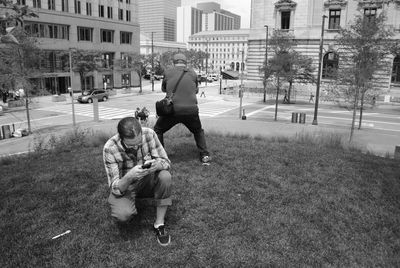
[154, 53, 211, 165]
[103, 117, 172, 246]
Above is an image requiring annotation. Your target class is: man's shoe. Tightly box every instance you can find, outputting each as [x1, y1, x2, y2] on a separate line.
[201, 155, 211, 166]
[154, 225, 171, 246]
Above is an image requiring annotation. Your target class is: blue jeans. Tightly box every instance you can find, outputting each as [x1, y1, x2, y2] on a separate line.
[154, 114, 210, 158]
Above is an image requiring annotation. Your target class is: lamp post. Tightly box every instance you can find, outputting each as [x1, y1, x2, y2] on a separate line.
[263, 25, 268, 103]
[239, 50, 244, 119]
[69, 48, 76, 127]
[205, 39, 209, 87]
[151, 32, 155, 92]
[312, 15, 327, 125]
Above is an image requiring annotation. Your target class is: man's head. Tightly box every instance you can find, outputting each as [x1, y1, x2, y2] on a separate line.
[117, 117, 142, 146]
[173, 53, 187, 66]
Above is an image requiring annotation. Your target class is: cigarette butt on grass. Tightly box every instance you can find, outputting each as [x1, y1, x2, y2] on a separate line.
[51, 230, 71, 240]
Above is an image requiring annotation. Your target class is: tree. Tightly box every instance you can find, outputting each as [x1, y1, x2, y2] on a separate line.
[69, 50, 103, 92]
[260, 30, 315, 120]
[334, 12, 394, 140]
[115, 52, 144, 92]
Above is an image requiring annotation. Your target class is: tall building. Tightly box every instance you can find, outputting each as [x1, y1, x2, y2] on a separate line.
[137, 0, 180, 42]
[4, 0, 140, 94]
[247, 0, 400, 99]
[177, 1, 240, 43]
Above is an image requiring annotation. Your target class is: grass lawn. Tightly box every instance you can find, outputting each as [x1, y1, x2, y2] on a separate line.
[0, 127, 399, 267]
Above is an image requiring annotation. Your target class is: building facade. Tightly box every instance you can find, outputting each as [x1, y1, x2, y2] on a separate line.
[140, 32, 186, 55]
[247, 0, 400, 98]
[177, 5, 203, 44]
[137, 0, 180, 42]
[188, 29, 249, 73]
[8, 0, 140, 94]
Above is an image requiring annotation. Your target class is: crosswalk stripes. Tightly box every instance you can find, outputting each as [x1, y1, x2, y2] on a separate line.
[37, 100, 242, 119]
[37, 105, 135, 120]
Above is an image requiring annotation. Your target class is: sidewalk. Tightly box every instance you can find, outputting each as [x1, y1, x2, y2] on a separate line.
[1, 83, 399, 158]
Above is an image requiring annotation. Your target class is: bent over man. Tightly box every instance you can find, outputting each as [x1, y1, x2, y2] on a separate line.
[103, 117, 172, 246]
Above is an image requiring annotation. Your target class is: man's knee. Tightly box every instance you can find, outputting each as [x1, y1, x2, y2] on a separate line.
[113, 207, 136, 223]
[157, 170, 172, 187]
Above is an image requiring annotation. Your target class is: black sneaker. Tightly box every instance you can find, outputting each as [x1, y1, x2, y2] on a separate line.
[154, 225, 171, 246]
[201, 155, 211, 166]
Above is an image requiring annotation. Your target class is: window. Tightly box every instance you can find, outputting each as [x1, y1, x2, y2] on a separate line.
[126, 10, 131, 22]
[364, 8, 377, 23]
[17, 0, 26, 5]
[48, 0, 55, 10]
[281, 11, 290, 30]
[107, 6, 113, 19]
[74, 1, 81, 14]
[322, 52, 339, 79]
[61, 0, 68, 12]
[118, 9, 123, 20]
[25, 22, 69, 40]
[120, 31, 132, 44]
[86, 3, 92, 16]
[33, 0, 41, 8]
[121, 74, 131, 86]
[102, 53, 114, 68]
[328, 9, 341, 29]
[126, 0, 130, 3]
[99, 5, 104, 17]
[391, 56, 400, 83]
[100, 29, 114, 43]
[78, 26, 93, 41]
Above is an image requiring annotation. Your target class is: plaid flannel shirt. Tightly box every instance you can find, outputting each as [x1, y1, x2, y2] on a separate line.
[103, 127, 170, 196]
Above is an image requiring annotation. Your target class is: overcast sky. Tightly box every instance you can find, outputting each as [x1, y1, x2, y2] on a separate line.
[219, 0, 252, 28]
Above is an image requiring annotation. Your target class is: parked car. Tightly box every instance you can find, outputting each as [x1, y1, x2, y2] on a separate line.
[197, 75, 207, 83]
[154, 74, 164, 80]
[143, 74, 151, 80]
[77, 89, 109, 103]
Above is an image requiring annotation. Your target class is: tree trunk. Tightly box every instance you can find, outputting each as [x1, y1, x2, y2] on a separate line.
[288, 80, 293, 103]
[138, 70, 142, 93]
[263, 79, 267, 103]
[350, 86, 359, 142]
[274, 76, 280, 121]
[358, 90, 365, 130]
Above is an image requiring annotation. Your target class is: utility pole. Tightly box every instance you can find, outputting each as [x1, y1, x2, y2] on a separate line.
[263, 25, 268, 103]
[69, 48, 76, 127]
[312, 15, 327, 125]
[151, 32, 154, 92]
[239, 50, 244, 119]
[205, 39, 209, 87]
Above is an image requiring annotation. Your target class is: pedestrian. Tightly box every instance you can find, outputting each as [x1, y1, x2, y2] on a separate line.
[154, 53, 211, 165]
[283, 89, 289, 104]
[200, 88, 206, 98]
[103, 117, 172, 246]
[372, 96, 376, 107]
[309, 93, 314, 103]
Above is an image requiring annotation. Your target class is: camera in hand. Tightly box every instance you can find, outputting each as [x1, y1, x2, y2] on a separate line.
[141, 162, 152, 169]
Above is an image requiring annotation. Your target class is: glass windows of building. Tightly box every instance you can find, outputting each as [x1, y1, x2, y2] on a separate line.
[17, 0, 26, 5]
[126, 10, 131, 22]
[391, 56, 400, 83]
[126, 0, 131, 3]
[25, 22, 69, 40]
[107, 6, 113, 19]
[364, 8, 377, 23]
[61, 0, 68, 12]
[86, 2, 92, 16]
[100, 29, 114, 43]
[120, 31, 132, 44]
[281, 11, 290, 30]
[77, 26, 93, 41]
[164, 17, 175, 42]
[118, 9, 123, 20]
[322, 52, 339, 79]
[102, 53, 114, 69]
[121, 74, 131, 86]
[74, 0, 81, 14]
[48, 0, 55, 10]
[33, 0, 41, 8]
[328, 9, 341, 29]
[99, 5, 104, 17]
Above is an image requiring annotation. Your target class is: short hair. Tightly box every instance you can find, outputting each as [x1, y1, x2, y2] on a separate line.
[173, 53, 187, 64]
[117, 117, 142, 139]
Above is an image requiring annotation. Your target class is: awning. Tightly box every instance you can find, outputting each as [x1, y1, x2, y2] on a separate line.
[221, 71, 240, 80]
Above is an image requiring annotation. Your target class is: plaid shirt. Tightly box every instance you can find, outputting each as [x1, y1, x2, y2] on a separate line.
[103, 127, 170, 196]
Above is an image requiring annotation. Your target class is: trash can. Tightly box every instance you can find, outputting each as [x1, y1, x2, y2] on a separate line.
[1, 125, 12, 139]
[291, 112, 298, 123]
[299, 113, 306, 124]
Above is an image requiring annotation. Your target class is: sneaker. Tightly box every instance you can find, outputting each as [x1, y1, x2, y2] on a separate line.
[201, 155, 211, 165]
[154, 225, 171, 246]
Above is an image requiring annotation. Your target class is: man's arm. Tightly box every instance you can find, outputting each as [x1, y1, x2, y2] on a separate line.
[143, 129, 171, 170]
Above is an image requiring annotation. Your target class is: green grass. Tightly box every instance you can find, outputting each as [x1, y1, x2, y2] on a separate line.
[1, 127, 399, 267]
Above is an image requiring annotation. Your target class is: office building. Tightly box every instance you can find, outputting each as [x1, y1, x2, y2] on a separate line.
[137, 0, 180, 42]
[6, 0, 140, 94]
[247, 0, 400, 99]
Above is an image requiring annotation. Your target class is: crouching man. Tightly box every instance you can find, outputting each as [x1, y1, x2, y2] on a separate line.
[103, 116, 172, 246]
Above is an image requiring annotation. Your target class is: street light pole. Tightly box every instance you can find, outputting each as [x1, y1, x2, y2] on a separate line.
[263, 25, 268, 103]
[205, 39, 209, 87]
[239, 50, 244, 119]
[151, 32, 154, 92]
[69, 48, 76, 127]
[312, 15, 327, 125]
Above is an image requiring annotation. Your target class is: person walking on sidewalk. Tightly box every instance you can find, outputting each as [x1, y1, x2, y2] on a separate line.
[200, 88, 206, 98]
[103, 117, 172, 246]
[154, 53, 211, 165]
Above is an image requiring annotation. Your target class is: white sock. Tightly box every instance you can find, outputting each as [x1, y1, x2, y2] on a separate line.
[154, 223, 164, 229]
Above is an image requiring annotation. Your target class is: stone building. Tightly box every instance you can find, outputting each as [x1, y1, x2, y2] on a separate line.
[4, 0, 140, 94]
[247, 0, 400, 99]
